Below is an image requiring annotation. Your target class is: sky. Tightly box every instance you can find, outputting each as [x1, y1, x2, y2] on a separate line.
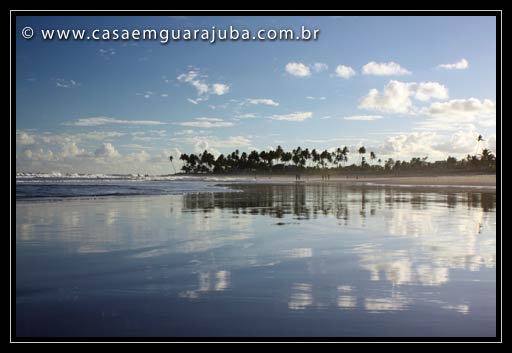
[15, 15, 498, 174]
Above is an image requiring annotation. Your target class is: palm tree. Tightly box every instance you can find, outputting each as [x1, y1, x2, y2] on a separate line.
[292, 147, 303, 168]
[320, 149, 330, 169]
[300, 148, 310, 168]
[334, 147, 343, 168]
[358, 146, 366, 166]
[370, 151, 376, 166]
[475, 134, 484, 156]
[281, 152, 292, 166]
[341, 146, 349, 166]
[311, 149, 320, 168]
[169, 155, 176, 174]
[275, 145, 284, 163]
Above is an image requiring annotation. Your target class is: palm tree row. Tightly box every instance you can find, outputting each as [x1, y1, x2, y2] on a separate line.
[173, 145, 496, 174]
[178, 145, 357, 173]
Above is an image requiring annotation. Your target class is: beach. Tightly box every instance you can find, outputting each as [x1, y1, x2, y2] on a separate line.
[234, 174, 497, 187]
[16, 180, 497, 337]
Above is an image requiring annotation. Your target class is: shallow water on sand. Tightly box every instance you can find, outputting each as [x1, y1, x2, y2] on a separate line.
[15, 184, 497, 337]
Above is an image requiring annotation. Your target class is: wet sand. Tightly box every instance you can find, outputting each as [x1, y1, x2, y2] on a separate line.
[16, 185, 497, 337]
[245, 174, 496, 188]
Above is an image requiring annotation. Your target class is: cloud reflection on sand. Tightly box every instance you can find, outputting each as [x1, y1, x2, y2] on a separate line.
[16, 184, 495, 316]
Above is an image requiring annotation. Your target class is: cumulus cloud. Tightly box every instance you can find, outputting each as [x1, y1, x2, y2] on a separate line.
[64, 117, 166, 126]
[380, 131, 436, 155]
[285, 62, 311, 77]
[417, 98, 496, 130]
[60, 141, 87, 158]
[423, 98, 495, 119]
[359, 80, 449, 114]
[377, 127, 496, 160]
[247, 98, 279, 106]
[17, 132, 35, 145]
[362, 61, 411, 76]
[343, 115, 383, 121]
[172, 135, 251, 155]
[270, 112, 312, 122]
[178, 118, 233, 128]
[94, 142, 120, 158]
[359, 81, 416, 113]
[211, 83, 230, 95]
[438, 58, 469, 70]
[335, 65, 356, 79]
[413, 82, 449, 101]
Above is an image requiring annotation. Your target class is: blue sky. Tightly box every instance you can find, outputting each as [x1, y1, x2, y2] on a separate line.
[15, 15, 497, 174]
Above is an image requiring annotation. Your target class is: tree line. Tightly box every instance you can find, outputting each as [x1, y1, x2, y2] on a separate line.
[170, 145, 496, 175]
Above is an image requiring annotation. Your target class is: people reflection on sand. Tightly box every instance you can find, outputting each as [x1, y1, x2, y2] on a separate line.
[16, 184, 495, 315]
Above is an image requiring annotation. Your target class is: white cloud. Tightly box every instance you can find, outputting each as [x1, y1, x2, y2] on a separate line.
[60, 141, 87, 158]
[17, 131, 125, 147]
[413, 82, 449, 101]
[234, 114, 257, 119]
[126, 150, 150, 162]
[195, 117, 223, 122]
[132, 136, 162, 142]
[359, 80, 415, 113]
[17, 132, 35, 145]
[99, 48, 116, 58]
[377, 127, 496, 160]
[312, 62, 328, 72]
[177, 68, 230, 98]
[160, 93, 169, 98]
[177, 69, 209, 95]
[285, 62, 311, 77]
[211, 83, 230, 95]
[343, 115, 383, 121]
[55, 78, 80, 88]
[306, 96, 326, 100]
[362, 61, 411, 76]
[423, 98, 495, 119]
[247, 98, 279, 106]
[178, 118, 233, 128]
[379, 131, 439, 158]
[270, 112, 312, 122]
[173, 135, 251, 154]
[20, 148, 55, 161]
[79, 131, 125, 140]
[433, 127, 482, 154]
[438, 58, 469, 70]
[335, 65, 356, 79]
[359, 80, 449, 114]
[94, 142, 120, 158]
[174, 129, 195, 135]
[64, 117, 166, 126]
[417, 98, 496, 131]
[136, 91, 155, 99]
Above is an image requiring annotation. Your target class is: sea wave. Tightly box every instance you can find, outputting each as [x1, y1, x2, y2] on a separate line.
[15, 172, 252, 183]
